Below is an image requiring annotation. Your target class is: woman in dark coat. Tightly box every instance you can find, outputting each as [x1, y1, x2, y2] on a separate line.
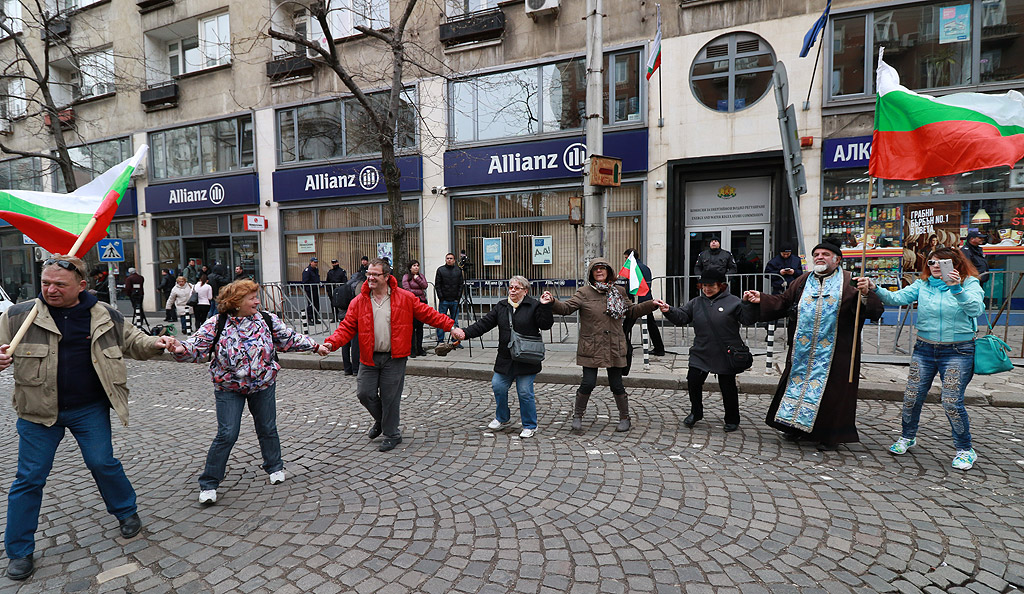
[452, 276, 553, 438]
[660, 269, 757, 432]
[542, 259, 664, 432]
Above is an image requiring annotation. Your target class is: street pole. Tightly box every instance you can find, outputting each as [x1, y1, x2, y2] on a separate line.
[582, 0, 605, 264]
[107, 262, 117, 306]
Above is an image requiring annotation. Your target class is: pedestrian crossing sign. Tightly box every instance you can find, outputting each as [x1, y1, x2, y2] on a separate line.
[97, 238, 124, 262]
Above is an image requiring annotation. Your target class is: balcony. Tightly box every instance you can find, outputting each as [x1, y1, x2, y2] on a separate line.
[266, 53, 315, 80]
[439, 8, 505, 46]
[43, 108, 75, 130]
[44, 18, 70, 43]
[137, 0, 173, 12]
[140, 81, 178, 108]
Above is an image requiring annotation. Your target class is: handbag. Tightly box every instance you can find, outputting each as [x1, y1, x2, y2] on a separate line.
[975, 319, 1013, 375]
[506, 306, 545, 363]
[186, 288, 199, 307]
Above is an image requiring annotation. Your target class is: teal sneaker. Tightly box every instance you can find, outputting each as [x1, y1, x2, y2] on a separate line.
[889, 437, 916, 455]
[952, 449, 977, 470]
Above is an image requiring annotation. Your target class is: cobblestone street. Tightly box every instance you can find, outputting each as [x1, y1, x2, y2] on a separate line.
[0, 361, 1022, 594]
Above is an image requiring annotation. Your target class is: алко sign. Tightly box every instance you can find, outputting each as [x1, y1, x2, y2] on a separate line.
[823, 136, 873, 170]
[444, 129, 648, 188]
[146, 174, 259, 213]
[272, 156, 422, 202]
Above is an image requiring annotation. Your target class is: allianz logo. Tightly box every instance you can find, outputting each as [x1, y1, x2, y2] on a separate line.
[304, 166, 381, 192]
[168, 182, 225, 205]
[486, 142, 588, 175]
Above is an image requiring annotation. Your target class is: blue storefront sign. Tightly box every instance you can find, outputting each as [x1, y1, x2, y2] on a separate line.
[823, 136, 873, 170]
[444, 128, 648, 188]
[115, 188, 138, 217]
[272, 156, 422, 202]
[145, 174, 259, 213]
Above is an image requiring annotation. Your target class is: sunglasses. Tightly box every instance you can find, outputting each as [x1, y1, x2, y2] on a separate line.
[43, 258, 83, 278]
[927, 259, 945, 266]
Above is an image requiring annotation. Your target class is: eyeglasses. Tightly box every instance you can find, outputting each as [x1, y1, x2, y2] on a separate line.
[508, 285, 526, 291]
[927, 259, 941, 266]
[43, 258, 82, 278]
[365, 272, 384, 278]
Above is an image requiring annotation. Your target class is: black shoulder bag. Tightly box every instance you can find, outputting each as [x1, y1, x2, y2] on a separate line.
[506, 305, 545, 363]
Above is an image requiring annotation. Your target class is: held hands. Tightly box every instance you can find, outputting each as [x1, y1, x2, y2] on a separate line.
[539, 291, 553, 304]
[0, 344, 11, 371]
[154, 336, 176, 350]
[651, 299, 668, 312]
[451, 327, 466, 341]
[742, 290, 761, 304]
[854, 277, 876, 295]
[315, 344, 331, 356]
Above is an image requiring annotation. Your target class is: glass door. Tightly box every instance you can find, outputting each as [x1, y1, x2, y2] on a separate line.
[729, 227, 767, 296]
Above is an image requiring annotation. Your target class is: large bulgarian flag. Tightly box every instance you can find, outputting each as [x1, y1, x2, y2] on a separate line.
[0, 145, 147, 255]
[869, 54, 1024, 180]
[619, 252, 650, 297]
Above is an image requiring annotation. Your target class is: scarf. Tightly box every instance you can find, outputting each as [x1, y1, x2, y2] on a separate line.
[775, 269, 844, 432]
[507, 296, 522, 310]
[595, 281, 628, 320]
[927, 276, 953, 292]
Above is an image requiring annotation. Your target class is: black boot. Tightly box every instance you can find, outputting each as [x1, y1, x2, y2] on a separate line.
[683, 409, 703, 428]
[613, 393, 631, 432]
[571, 391, 590, 431]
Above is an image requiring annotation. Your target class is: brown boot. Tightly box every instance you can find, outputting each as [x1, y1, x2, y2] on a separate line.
[613, 393, 631, 432]
[571, 391, 590, 431]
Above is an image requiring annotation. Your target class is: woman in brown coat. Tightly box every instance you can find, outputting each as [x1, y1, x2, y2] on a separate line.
[541, 259, 664, 432]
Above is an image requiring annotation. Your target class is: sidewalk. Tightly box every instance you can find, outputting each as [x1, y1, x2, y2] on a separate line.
[140, 308, 1024, 408]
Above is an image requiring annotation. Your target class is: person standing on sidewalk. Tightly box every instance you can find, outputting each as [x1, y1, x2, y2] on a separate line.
[0, 255, 174, 581]
[401, 260, 429, 358]
[183, 258, 200, 285]
[856, 247, 985, 470]
[326, 258, 348, 324]
[622, 249, 665, 356]
[123, 267, 147, 325]
[659, 269, 757, 432]
[301, 257, 322, 324]
[542, 259, 664, 433]
[193, 273, 213, 321]
[694, 236, 738, 277]
[168, 279, 328, 505]
[321, 259, 455, 452]
[763, 245, 803, 295]
[434, 253, 463, 345]
[159, 269, 176, 321]
[165, 276, 193, 322]
[742, 242, 884, 450]
[452, 276, 553, 438]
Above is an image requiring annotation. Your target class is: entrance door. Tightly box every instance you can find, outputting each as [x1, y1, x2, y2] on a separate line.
[685, 225, 769, 297]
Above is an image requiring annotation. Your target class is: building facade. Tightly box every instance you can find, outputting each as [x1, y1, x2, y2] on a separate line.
[1, 0, 1021, 310]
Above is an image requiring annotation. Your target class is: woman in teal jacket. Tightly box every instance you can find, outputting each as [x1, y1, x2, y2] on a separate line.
[856, 247, 985, 470]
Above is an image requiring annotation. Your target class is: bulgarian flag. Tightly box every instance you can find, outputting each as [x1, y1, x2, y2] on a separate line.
[0, 145, 147, 255]
[619, 252, 650, 297]
[869, 53, 1024, 180]
[645, 7, 661, 81]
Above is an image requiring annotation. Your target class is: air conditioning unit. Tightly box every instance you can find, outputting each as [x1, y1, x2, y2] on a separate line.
[525, 0, 559, 19]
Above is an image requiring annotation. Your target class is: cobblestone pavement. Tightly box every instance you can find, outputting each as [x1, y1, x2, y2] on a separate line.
[0, 361, 1022, 594]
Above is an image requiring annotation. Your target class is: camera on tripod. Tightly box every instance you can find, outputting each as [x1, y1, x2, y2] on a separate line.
[457, 249, 471, 273]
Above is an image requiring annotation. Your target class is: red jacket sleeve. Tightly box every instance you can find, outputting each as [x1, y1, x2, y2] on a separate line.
[413, 300, 455, 331]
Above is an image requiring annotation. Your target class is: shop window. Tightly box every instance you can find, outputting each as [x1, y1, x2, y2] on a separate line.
[450, 49, 643, 144]
[156, 218, 180, 237]
[690, 33, 776, 113]
[828, 0, 1024, 101]
[149, 114, 253, 180]
[53, 137, 131, 193]
[824, 160, 1023, 201]
[277, 89, 415, 165]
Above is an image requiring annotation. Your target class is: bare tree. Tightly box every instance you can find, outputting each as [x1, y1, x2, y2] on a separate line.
[268, 0, 420, 275]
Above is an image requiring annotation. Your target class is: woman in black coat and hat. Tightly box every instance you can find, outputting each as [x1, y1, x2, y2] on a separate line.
[451, 276, 553, 438]
[659, 269, 758, 431]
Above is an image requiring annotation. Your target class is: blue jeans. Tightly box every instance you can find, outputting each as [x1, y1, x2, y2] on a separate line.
[902, 340, 975, 450]
[491, 372, 538, 430]
[6, 402, 137, 560]
[200, 384, 283, 491]
[436, 300, 459, 342]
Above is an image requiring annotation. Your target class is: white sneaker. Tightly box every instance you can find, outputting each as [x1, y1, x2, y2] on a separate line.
[487, 419, 509, 430]
[519, 428, 536, 438]
[269, 470, 286, 485]
[198, 490, 217, 504]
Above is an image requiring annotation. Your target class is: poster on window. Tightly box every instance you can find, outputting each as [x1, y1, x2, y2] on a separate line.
[532, 236, 552, 265]
[482, 237, 502, 266]
[940, 5, 971, 44]
[904, 202, 961, 273]
[376, 242, 393, 262]
[297, 235, 316, 253]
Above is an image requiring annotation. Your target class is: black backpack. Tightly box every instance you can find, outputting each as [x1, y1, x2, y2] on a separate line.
[210, 311, 279, 362]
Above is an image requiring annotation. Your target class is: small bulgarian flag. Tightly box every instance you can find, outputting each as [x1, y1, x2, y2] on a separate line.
[0, 145, 147, 255]
[619, 252, 650, 297]
[645, 6, 661, 81]
[869, 52, 1024, 180]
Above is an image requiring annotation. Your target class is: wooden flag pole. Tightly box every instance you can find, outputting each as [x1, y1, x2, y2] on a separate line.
[6, 217, 100, 352]
[849, 176, 875, 383]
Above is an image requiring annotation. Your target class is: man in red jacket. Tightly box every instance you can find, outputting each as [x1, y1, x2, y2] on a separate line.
[321, 259, 455, 452]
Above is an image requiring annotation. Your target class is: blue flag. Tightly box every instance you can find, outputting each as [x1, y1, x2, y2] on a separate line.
[799, 0, 832, 58]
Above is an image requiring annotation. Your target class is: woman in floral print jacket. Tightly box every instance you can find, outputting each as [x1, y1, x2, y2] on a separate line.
[170, 279, 329, 505]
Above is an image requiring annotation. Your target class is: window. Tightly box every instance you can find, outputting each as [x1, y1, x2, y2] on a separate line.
[59, 0, 104, 12]
[1, 0, 22, 36]
[446, 0, 499, 17]
[451, 49, 642, 143]
[1, 77, 26, 120]
[146, 13, 230, 84]
[53, 137, 131, 192]
[149, 115, 253, 180]
[689, 33, 776, 113]
[0, 157, 43, 191]
[828, 0, 1024, 100]
[277, 89, 416, 164]
[271, 0, 388, 56]
[48, 48, 115, 103]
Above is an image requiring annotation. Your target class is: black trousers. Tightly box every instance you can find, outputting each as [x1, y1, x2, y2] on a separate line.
[579, 366, 625, 396]
[686, 367, 740, 425]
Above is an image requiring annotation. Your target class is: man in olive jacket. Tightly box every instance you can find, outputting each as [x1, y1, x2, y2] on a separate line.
[0, 255, 173, 581]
